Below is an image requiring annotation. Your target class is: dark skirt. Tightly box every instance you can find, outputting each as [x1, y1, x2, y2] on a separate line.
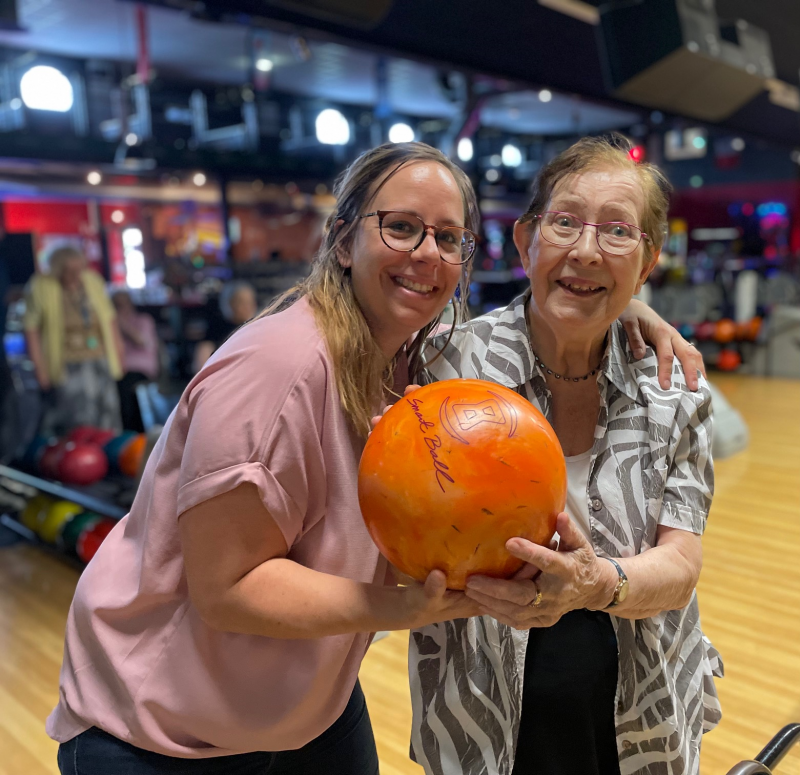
[40, 359, 122, 437]
[512, 609, 621, 775]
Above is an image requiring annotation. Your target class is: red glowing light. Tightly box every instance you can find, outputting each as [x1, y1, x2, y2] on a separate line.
[628, 145, 646, 164]
[742, 202, 755, 216]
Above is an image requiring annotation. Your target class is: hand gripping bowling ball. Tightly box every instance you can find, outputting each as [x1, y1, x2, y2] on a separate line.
[58, 442, 109, 486]
[358, 379, 567, 589]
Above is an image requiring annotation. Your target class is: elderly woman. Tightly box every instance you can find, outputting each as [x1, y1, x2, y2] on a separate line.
[192, 280, 258, 372]
[24, 246, 123, 436]
[409, 136, 722, 775]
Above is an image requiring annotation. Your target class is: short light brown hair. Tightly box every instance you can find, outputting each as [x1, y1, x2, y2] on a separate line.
[48, 246, 86, 279]
[518, 134, 672, 259]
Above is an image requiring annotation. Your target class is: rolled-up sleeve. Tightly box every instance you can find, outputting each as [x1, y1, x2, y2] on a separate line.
[659, 384, 714, 535]
[176, 343, 327, 549]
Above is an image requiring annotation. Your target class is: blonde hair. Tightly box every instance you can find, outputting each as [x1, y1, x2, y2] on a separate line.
[518, 134, 671, 260]
[263, 142, 479, 437]
[48, 246, 87, 280]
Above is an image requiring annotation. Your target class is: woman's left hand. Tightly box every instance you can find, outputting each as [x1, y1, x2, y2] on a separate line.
[464, 513, 615, 629]
[620, 299, 705, 390]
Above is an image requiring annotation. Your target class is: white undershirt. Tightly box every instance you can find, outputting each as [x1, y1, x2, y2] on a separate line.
[564, 449, 593, 541]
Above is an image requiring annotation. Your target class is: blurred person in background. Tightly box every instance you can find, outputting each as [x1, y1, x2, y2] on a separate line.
[23, 246, 123, 436]
[112, 290, 160, 432]
[192, 280, 258, 372]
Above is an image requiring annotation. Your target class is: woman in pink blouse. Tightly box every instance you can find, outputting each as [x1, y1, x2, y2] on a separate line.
[47, 142, 702, 775]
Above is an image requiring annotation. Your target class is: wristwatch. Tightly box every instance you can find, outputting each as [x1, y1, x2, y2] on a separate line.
[603, 557, 629, 608]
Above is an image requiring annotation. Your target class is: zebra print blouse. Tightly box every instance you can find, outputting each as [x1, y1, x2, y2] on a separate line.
[409, 293, 723, 775]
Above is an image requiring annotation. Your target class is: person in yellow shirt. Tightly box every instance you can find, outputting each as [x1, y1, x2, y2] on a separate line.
[24, 246, 124, 437]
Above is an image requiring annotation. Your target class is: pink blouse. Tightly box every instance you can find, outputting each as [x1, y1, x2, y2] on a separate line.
[47, 299, 392, 757]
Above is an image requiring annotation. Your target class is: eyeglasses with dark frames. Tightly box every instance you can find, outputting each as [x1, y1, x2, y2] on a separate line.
[532, 211, 650, 256]
[358, 210, 477, 265]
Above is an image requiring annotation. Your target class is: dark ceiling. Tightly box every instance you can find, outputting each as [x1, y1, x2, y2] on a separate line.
[165, 0, 800, 146]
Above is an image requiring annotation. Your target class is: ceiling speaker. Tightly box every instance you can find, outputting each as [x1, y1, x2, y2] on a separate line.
[598, 0, 772, 121]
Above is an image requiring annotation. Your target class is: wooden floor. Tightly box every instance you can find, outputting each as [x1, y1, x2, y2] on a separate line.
[1, 374, 799, 775]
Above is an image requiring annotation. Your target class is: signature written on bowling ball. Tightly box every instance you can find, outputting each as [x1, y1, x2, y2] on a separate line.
[406, 396, 455, 493]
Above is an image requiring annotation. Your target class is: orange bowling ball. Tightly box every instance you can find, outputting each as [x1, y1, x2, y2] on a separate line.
[118, 433, 147, 478]
[714, 318, 737, 344]
[358, 379, 567, 589]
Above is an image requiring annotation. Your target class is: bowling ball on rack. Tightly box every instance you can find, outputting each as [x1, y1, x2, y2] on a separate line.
[39, 500, 83, 544]
[102, 431, 138, 473]
[118, 433, 146, 478]
[359, 379, 566, 590]
[20, 494, 54, 533]
[678, 323, 695, 340]
[58, 511, 103, 554]
[90, 429, 116, 447]
[736, 317, 762, 342]
[695, 321, 717, 341]
[717, 349, 742, 372]
[76, 518, 116, 564]
[39, 439, 69, 479]
[58, 442, 109, 486]
[68, 426, 99, 444]
[714, 319, 737, 344]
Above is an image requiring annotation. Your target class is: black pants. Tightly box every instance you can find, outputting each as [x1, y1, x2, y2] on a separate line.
[117, 371, 148, 432]
[512, 609, 621, 775]
[57, 681, 379, 775]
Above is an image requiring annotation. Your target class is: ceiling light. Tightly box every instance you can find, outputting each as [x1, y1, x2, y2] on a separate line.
[501, 144, 523, 167]
[255, 58, 273, 73]
[125, 133, 139, 146]
[315, 109, 350, 145]
[388, 122, 414, 143]
[193, 172, 207, 186]
[20, 65, 74, 112]
[111, 210, 125, 224]
[457, 138, 473, 162]
[485, 169, 500, 182]
[87, 171, 102, 185]
[731, 137, 745, 152]
[538, 89, 552, 103]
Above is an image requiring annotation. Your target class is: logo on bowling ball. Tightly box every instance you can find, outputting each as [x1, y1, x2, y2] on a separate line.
[439, 390, 519, 445]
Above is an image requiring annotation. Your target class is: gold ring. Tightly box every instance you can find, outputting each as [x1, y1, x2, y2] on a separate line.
[529, 583, 543, 608]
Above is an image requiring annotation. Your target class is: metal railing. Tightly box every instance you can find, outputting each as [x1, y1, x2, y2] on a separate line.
[726, 724, 800, 775]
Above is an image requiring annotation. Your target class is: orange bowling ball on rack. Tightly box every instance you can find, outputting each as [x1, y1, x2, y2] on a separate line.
[714, 319, 738, 344]
[118, 433, 147, 478]
[358, 379, 566, 590]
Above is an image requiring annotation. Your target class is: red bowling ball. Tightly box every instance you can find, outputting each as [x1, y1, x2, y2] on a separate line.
[58, 443, 109, 486]
[77, 518, 116, 564]
[68, 426, 98, 444]
[39, 440, 69, 479]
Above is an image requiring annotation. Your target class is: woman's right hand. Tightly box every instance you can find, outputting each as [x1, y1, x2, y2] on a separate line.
[401, 569, 483, 628]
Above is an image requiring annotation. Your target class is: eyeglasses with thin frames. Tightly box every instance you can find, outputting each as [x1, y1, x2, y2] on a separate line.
[358, 210, 477, 265]
[532, 211, 650, 256]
